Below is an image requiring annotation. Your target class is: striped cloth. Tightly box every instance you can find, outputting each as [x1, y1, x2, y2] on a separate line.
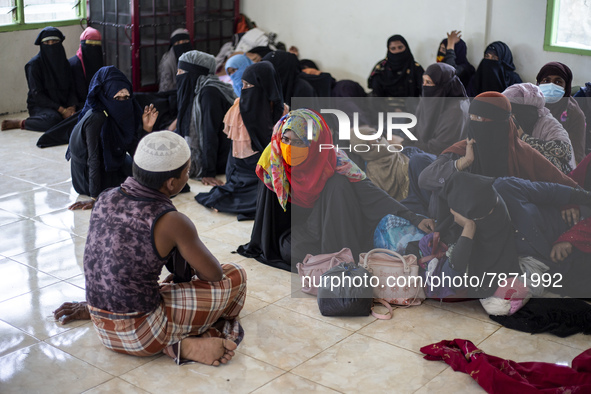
[88, 263, 246, 364]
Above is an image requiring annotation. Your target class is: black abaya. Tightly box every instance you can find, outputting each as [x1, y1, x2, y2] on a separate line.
[24, 28, 77, 132]
[37, 91, 177, 149]
[195, 61, 284, 216]
[237, 181, 292, 271]
[490, 298, 591, 338]
[195, 153, 261, 220]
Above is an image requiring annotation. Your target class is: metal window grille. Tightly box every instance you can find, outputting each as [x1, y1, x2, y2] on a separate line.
[88, 0, 238, 91]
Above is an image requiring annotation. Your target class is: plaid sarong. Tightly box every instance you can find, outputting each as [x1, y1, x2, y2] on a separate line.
[88, 263, 247, 364]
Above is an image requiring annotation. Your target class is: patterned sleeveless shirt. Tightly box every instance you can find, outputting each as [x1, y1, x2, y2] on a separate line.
[84, 177, 176, 313]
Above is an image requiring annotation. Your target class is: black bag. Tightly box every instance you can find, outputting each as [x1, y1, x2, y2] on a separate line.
[317, 262, 374, 316]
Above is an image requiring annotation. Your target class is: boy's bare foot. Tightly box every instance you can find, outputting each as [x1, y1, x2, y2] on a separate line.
[180, 337, 237, 366]
[1, 119, 22, 131]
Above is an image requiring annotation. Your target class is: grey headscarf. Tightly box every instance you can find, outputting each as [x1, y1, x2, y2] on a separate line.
[178, 50, 236, 177]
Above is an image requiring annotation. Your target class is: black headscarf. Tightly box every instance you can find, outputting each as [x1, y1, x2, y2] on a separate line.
[421, 62, 466, 98]
[413, 63, 468, 152]
[170, 29, 193, 60]
[79, 66, 142, 172]
[33, 26, 73, 106]
[466, 93, 513, 177]
[510, 103, 539, 135]
[439, 38, 471, 67]
[437, 172, 518, 292]
[331, 80, 367, 98]
[175, 59, 210, 138]
[300, 59, 318, 70]
[80, 47, 103, 86]
[330, 80, 369, 133]
[368, 34, 423, 97]
[239, 61, 284, 152]
[470, 41, 522, 95]
[247, 46, 273, 58]
[262, 51, 301, 106]
[386, 35, 413, 69]
[437, 38, 475, 88]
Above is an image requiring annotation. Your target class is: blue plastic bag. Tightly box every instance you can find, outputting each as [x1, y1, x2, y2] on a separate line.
[373, 214, 425, 254]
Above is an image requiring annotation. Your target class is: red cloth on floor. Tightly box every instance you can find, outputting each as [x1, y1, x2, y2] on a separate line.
[420, 339, 591, 394]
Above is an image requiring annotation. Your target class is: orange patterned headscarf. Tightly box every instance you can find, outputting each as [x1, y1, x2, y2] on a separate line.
[256, 108, 365, 210]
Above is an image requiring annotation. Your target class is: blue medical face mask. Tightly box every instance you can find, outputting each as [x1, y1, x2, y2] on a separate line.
[539, 83, 565, 104]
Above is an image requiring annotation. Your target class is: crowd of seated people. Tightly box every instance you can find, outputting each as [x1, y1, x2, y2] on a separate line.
[4, 23, 591, 368]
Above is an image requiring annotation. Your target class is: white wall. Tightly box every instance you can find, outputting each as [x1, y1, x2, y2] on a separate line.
[0, 25, 82, 115]
[0, 1, 589, 114]
[242, 0, 589, 90]
[487, 0, 589, 85]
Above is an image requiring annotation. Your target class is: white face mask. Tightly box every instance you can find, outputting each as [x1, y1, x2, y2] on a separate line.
[539, 83, 565, 104]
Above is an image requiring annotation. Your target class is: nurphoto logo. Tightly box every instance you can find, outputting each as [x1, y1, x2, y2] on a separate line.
[308, 109, 418, 152]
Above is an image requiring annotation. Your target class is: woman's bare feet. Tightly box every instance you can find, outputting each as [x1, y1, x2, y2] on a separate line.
[1, 119, 22, 131]
[68, 199, 95, 210]
[180, 337, 237, 366]
[201, 177, 224, 187]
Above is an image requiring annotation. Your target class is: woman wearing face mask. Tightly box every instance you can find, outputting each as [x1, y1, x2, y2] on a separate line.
[418, 92, 578, 218]
[158, 29, 193, 92]
[195, 62, 288, 220]
[176, 50, 236, 186]
[435, 30, 475, 89]
[237, 109, 435, 271]
[503, 83, 575, 174]
[536, 62, 586, 164]
[467, 41, 522, 96]
[67, 66, 159, 210]
[368, 34, 424, 97]
[224, 54, 253, 97]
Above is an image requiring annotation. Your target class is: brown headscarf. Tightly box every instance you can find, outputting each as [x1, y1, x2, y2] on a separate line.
[443, 91, 577, 187]
[536, 61, 572, 97]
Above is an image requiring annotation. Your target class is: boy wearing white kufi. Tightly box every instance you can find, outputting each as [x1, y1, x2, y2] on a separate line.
[54, 131, 247, 366]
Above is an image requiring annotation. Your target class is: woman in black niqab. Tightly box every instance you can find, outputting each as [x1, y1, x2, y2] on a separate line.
[468, 41, 522, 96]
[367, 34, 424, 97]
[261, 51, 315, 106]
[2, 26, 77, 132]
[195, 61, 285, 219]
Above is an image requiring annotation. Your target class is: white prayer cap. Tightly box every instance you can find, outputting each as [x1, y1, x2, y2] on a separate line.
[134, 131, 190, 172]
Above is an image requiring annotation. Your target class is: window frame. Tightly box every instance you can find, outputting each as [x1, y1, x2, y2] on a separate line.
[0, 0, 86, 32]
[544, 0, 591, 56]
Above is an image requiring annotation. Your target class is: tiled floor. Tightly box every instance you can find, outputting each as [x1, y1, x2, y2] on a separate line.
[0, 112, 589, 393]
